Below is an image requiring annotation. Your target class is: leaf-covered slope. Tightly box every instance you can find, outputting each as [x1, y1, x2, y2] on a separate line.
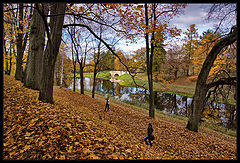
[3, 75, 236, 160]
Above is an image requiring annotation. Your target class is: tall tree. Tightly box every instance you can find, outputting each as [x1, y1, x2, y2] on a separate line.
[54, 45, 73, 88]
[77, 38, 88, 95]
[128, 47, 146, 73]
[68, 28, 78, 92]
[67, 25, 90, 95]
[153, 36, 166, 81]
[36, 3, 66, 103]
[92, 28, 103, 98]
[166, 45, 184, 80]
[24, 4, 48, 90]
[144, 3, 155, 118]
[15, 3, 32, 82]
[98, 50, 116, 71]
[186, 3, 237, 132]
[182, 24, 199, 76]
[186, 26, 237, 132]
[3, 4, 18, 76]
[115, 51, 128, 71]
[143, 3, 185, 118]
[192, 30, 221, 76]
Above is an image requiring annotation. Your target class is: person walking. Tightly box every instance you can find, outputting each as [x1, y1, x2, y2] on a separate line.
[144, 123, 154, 147]
[104, 96, 110, 112]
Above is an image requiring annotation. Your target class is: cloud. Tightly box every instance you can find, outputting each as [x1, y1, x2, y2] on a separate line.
[169, 4, 215, 35]
[117, 4, 227, 53]
[116, 40, 145, 54]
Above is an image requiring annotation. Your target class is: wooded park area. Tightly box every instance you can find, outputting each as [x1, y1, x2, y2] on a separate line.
[3, 3, 237, 160]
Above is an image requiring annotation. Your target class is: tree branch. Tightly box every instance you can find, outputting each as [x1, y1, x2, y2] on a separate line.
[63, 23, 147, 89]
[206, 77, 236, 90]
[35, 3, 52, 46]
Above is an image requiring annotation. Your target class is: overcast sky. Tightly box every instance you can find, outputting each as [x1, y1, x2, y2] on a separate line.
[169, 3, 214, 34]
[116, 3, 220, 54]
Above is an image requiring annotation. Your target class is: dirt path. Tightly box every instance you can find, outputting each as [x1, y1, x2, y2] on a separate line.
[53, 87, 237, 159]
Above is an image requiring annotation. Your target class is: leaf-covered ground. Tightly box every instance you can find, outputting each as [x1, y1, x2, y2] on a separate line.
[3, 75, 236, 160]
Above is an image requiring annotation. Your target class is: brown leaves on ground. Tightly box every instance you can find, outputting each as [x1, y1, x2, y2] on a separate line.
[3, 75, 236, 160]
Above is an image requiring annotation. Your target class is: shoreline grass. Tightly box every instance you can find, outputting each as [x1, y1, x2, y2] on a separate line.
[73, 72, 112, 80]
[75, 72, 236, 105]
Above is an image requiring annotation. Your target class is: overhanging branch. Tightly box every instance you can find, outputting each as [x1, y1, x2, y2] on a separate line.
[206, 77, 236, 90]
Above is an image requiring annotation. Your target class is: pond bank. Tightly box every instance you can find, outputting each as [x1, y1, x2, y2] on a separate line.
[82, 72, 196, 98]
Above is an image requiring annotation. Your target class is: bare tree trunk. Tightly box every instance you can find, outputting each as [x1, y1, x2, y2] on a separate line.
[186, 26, 237, 132]
[3, 37, 9, 75]
[71, 41, 76, 92]
[9, 39, 14, 75]
[38, 3, 66, 103]
[92, 39, 101, 98]
[145, 3, 156, 118]
[60, 51, 63, 88]
[24, 4, 47, 90]
[73, 63, 76, 92]
[5, 59, 8, 75]
[79, 62, 84, 94]
[15, 3, 24, 81]
[92, 64, 98, 98]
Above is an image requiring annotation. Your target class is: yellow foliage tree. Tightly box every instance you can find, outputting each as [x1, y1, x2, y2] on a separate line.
[114, 51, 128, 71]
[128, 47, 146, 73]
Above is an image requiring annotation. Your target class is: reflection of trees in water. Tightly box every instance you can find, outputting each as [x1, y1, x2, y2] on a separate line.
[154, 92, 236, 129]
[226, 103, 236, 129]
[95, 79, 114, 95]
[202, 102, 236, 129]
[115, 83, 121, 98]
[154, 92, 183, 115]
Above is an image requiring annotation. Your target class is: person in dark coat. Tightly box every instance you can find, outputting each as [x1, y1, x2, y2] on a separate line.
[104, 96, 110, 112]
[144, 123, 154, 147]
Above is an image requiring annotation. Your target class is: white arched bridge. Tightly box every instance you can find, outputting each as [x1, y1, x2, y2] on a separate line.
[109, 71, 129, 77]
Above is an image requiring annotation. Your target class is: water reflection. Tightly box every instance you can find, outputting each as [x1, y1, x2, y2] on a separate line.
[68, 77, 236, 129]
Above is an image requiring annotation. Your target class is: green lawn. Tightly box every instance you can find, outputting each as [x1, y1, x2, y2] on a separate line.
[74, 72, 112, 80]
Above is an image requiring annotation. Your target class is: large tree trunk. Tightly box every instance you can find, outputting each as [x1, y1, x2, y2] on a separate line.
[3, 37, 9, 75]
[24, 4, 47, 90]
[186, 26, 237, 132]
[8, 39, 14, 75]
[38, 3, 66, 103]
[15, 3, 24, 81]
[79, 62, 84, 94]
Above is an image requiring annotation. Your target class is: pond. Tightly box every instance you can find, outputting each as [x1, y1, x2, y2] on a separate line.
[68, 77, 236, 130]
